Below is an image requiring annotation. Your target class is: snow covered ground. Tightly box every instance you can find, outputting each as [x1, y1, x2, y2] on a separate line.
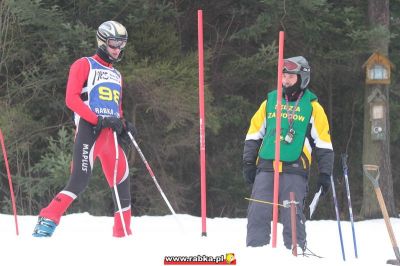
[0, 213, 398, 265]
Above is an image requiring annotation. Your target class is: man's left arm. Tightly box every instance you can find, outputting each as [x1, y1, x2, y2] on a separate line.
[311, 101, 334, 194]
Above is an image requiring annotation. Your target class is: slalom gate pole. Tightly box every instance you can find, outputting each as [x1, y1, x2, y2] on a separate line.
[341, 154, 358, 258]
[198, 9, 207, 237]
[272, 30, 285, 248]
[290, 192, 297, 257]
[363, 164, 400, 265]
[0, 129, 19, 236]
[331, 174, 346, 261]
[128, 132, 176, 215]
[112, 132, 128, 237]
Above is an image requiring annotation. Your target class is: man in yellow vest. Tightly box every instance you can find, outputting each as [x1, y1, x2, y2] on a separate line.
[243, 56, 334, 251]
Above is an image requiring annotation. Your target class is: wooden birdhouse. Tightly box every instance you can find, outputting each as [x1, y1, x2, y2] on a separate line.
[362, 52, 394, 85]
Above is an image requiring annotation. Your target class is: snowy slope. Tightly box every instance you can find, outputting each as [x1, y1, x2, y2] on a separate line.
[0, 213, 398, 265]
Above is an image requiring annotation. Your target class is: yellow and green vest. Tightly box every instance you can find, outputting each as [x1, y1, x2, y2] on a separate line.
[259, 89, 317, 162]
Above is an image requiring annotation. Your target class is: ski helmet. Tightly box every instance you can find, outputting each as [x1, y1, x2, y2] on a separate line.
[283, 56, 311, 89]
[96, 21, 128, 61]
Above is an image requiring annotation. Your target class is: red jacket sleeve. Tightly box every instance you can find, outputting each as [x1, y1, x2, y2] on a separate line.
[65, 58, 99, 125]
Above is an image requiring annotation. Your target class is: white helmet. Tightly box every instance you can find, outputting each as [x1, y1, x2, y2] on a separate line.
[96, 21, 128, 61]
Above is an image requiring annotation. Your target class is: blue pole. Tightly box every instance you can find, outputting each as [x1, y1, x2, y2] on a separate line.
[331, 174, 346, 261]
[341, 154, 358, 258]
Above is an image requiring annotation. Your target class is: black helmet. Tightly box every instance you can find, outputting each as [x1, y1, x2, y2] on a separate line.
[96, 21, 128, 62]
[283, 56, 310, 89]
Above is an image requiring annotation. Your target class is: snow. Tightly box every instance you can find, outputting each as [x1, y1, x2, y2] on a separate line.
[0, 213, 399, 265]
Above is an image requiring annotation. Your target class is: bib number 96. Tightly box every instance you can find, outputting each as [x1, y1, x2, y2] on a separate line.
[98, 86, 120, 104]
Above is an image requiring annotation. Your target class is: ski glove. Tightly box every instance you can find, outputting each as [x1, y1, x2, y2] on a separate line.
[93, 116, 124, 139]
[318, 173, 331, 196]
[119, 119, 136, 148]
[243, 162, 257, 186]
[123, 119, 136, 136]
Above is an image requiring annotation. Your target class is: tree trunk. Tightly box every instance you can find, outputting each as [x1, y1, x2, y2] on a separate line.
[361, 0, 396, 218]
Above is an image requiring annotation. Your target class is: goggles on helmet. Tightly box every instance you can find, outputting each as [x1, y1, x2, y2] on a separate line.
[283, 59, 310, 73]
[107, 38, 127, 49]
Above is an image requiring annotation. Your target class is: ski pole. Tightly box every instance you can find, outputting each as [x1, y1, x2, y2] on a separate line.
[112, 131, 128, 237]
[127, 132, 176, 215]
[341, 154, 358, 258]
[331, 174, 346, 261]
[0, 129, 19, 236]
[363, 164, 400, 265]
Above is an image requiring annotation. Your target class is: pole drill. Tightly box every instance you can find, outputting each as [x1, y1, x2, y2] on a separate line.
[0, 129, 19, 236]
[198, 9, 207, 237]
[341, 154, 358, 258]
[272, 31, 285, 248]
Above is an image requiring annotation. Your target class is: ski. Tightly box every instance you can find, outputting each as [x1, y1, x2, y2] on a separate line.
[387, 259, 400, 265]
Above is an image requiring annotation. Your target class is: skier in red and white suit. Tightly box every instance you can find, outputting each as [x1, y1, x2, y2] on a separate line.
[33, 21, 134, 237]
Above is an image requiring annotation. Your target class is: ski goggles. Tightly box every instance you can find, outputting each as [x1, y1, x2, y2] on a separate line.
[283, 59, 310, 73]
[107, 38, 127, 50]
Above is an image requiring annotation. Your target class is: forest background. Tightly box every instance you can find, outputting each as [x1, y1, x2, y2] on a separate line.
[1, 0, 400, 221]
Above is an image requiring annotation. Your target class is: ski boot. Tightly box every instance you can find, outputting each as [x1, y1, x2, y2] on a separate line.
[32, 217, 57, 237]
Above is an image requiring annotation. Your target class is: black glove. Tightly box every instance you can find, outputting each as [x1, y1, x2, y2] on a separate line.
[243, 162, 257, 185]
[102, 117, 124, 134]
[123, 120, 136, 137]
[119, 119, 137, 148]
[318, 173, 331, 196]
[93, 116, 124, 139]
[93, 116, 104, 139]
